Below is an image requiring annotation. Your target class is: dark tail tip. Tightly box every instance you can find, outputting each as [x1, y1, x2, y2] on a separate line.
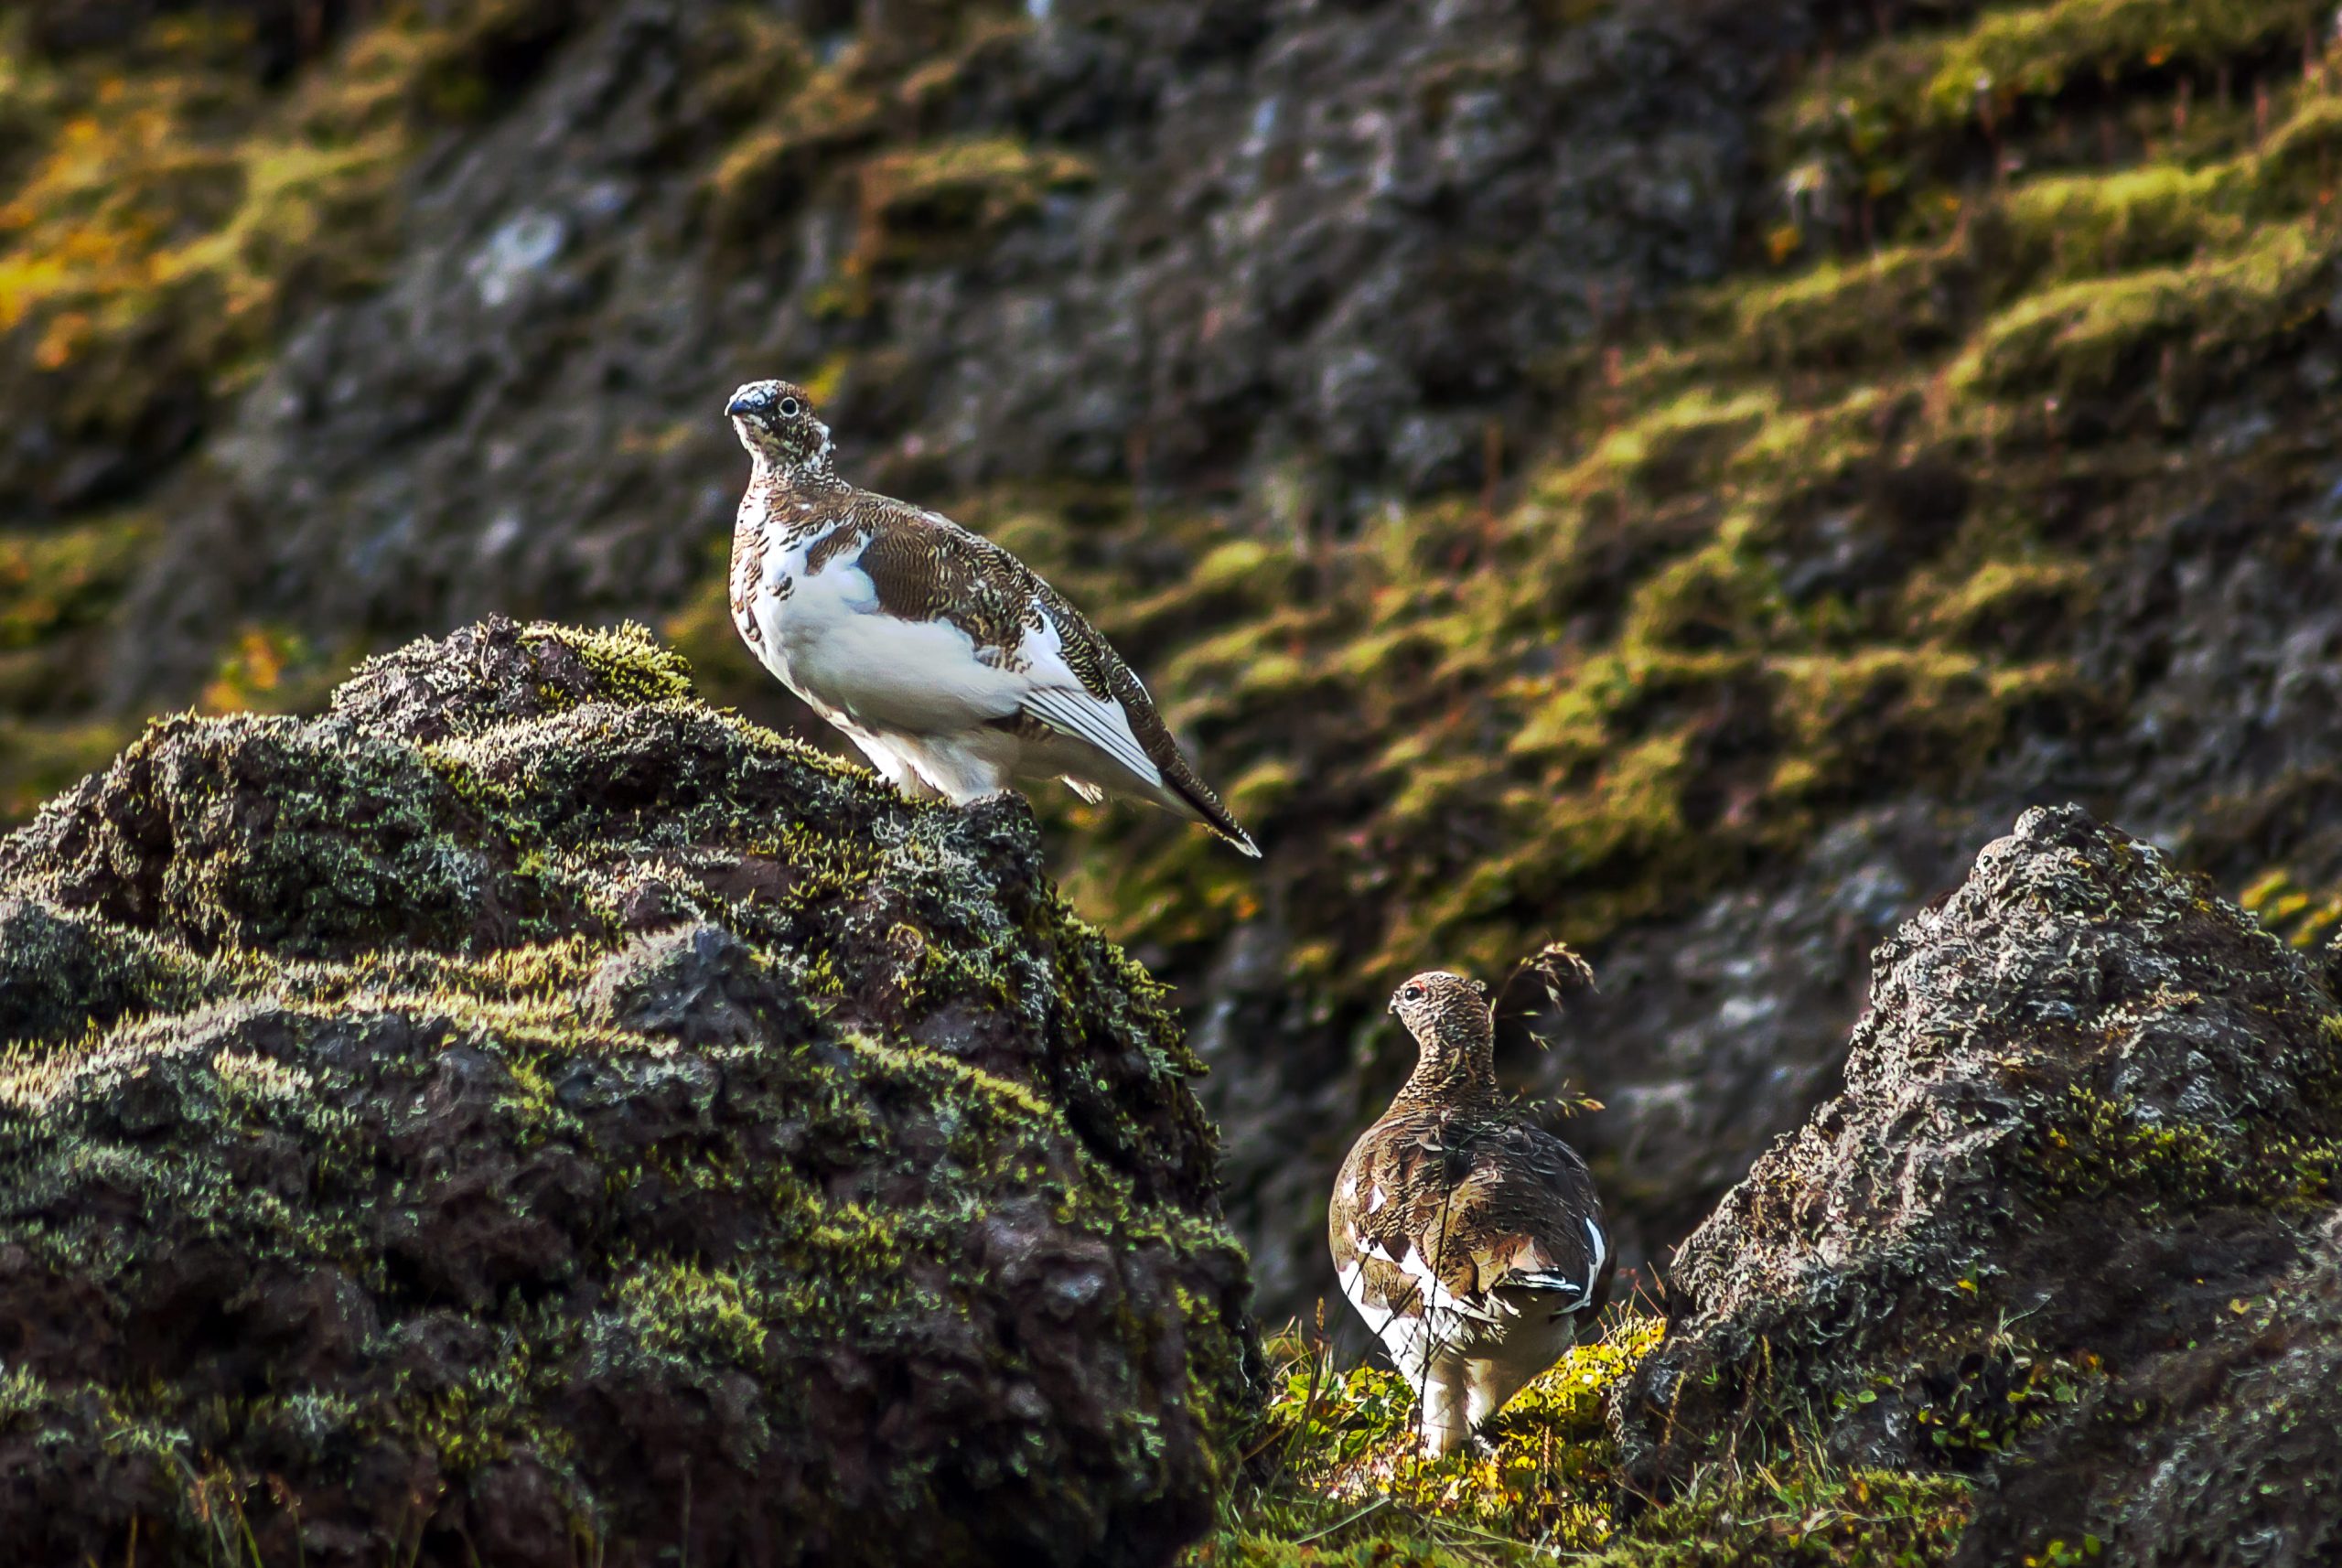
[1167, 769, 1260, 858]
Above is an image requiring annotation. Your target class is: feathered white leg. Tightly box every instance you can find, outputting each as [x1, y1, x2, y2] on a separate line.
[1418, 1359, 1474, 1458]
[887, 730, 1017, 804]
[846, 730, 942, 801]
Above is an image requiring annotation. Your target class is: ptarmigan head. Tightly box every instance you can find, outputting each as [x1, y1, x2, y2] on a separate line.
[726, 379, 833, 474]
[1389, 970, 1493, 1058]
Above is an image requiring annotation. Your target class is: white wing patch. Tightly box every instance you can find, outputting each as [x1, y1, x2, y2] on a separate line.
[1509, 1270, 1585, 1299]
[1020, 684, 1164, 790]
[1394, 1245, 1500, 1326]
[1339, 1257, 1435, 1385]
[1007, 609, 1166, 791]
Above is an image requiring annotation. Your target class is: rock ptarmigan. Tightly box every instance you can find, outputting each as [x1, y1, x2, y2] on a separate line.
[725, 379, 1259, 855]
[1328, 958, 1612, 1456]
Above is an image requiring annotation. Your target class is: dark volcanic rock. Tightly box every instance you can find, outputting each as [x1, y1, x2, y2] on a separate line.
[0, 619, 1255, 1568]
[39, 0, 2342, 1366]
[1614, 804, 2342, 1566]
[2087, 1209, 2342, 1567]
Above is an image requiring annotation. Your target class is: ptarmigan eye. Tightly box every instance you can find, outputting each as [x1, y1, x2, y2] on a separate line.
[779, 397, 801, 418]
[1401, 982, 1423, 1002]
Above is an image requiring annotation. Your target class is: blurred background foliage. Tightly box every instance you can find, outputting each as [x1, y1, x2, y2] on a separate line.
[10, 0, 2342, 1203]
[8, 4, 2342, 1552]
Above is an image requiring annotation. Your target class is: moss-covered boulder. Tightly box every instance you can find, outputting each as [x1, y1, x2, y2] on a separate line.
[0, 617, 1257, 1568]
[1615, 803, 2342, 1565]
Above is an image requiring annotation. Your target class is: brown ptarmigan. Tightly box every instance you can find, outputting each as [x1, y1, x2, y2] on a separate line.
[1328, 950, 1612, 1456]
[724, 378, 1258, 855]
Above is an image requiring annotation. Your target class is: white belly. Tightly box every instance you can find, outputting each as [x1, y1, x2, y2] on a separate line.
[1465, 1289, 1583, 1417]
[736, 521, 1191, 813]
[749, 534, 1020, 736]
[742, 529, 1035, 801]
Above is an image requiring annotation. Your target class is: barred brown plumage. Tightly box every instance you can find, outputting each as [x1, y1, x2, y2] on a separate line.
[1330, 961, 1612, 1457]
[724, 378, 1259, 854]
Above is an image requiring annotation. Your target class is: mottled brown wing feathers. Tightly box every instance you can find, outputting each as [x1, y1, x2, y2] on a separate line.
[1337, 1110, 1606, 1310]
[1334, 1124, 1477, 1321]
[852, 498, 1254, 849]
[850, 501, 1037, 647]
[1456, 1122, 1606, 1297]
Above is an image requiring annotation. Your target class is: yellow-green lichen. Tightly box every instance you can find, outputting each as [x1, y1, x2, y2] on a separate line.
[1199, 1315, 1662, 1562]
[1199, 1314, 1971, 1566]
[2030, 1083, 2342, 1210]
[850, 136, 1095, 277]
[0, 3, 565, 493]
[0, 620, 1256, 1560]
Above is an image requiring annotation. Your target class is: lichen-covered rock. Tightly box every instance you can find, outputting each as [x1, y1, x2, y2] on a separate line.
[1989, 1208, 2342, 1568]
[25, 0, 2342, 1354]
[0, 617, 1256, 1568]
[1614, 803, 2342, 1565]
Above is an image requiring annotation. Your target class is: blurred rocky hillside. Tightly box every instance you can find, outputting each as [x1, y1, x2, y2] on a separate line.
[8, 0, 2342, 1325]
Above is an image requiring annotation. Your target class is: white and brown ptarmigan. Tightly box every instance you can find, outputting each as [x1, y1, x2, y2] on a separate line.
[1328, 950, 1612, 1457]
[724, 379, 1259, 855]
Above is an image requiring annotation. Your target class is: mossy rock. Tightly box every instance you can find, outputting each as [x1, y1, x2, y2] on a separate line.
[1615, 804, 2342, 1566]
[0, 617, 1257, 1568]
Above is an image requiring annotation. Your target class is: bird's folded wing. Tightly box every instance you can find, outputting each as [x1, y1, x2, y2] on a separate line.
[1019, 683, 1166, 791]
[1346, 1134, 1509, 1322]
[1456, 1133, 1611, 1306]
[871, 506, 1258, 852]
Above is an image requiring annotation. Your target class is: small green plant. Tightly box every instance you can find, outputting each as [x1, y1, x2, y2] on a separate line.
[1194, 1311, 1661, 1562]
[1194, 1307, 1978, 1566]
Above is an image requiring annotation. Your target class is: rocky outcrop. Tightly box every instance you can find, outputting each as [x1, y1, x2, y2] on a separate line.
[0, 618, 1255, 1568]
[19, 0, 2342, 1353]
[1614, 804, 2342, 1565]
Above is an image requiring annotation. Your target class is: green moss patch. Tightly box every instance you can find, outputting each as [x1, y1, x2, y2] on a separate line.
[0, 617, 1256, 1566]
[852, 136, 1094, 275]
[1198, 1315, 1971, 1566]
[0, 3, 566, 508]
[1197, 1316, 1661, 1563]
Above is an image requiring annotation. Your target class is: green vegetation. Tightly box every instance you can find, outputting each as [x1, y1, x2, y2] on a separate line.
[1770, 0, 2330, 230]
[850, 137, 1094, 275]
[0, 0, 584, 816]
[0, 2, 569, 491]
[2239, 865, 2342, 950]
[700, 5, 1084, 317]
[1197, 1315, 1971, 1565]
[2032, 1082, 2342, 1210]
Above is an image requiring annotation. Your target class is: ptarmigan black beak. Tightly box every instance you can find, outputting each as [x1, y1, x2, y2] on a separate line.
[726, 389, 762, 417]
